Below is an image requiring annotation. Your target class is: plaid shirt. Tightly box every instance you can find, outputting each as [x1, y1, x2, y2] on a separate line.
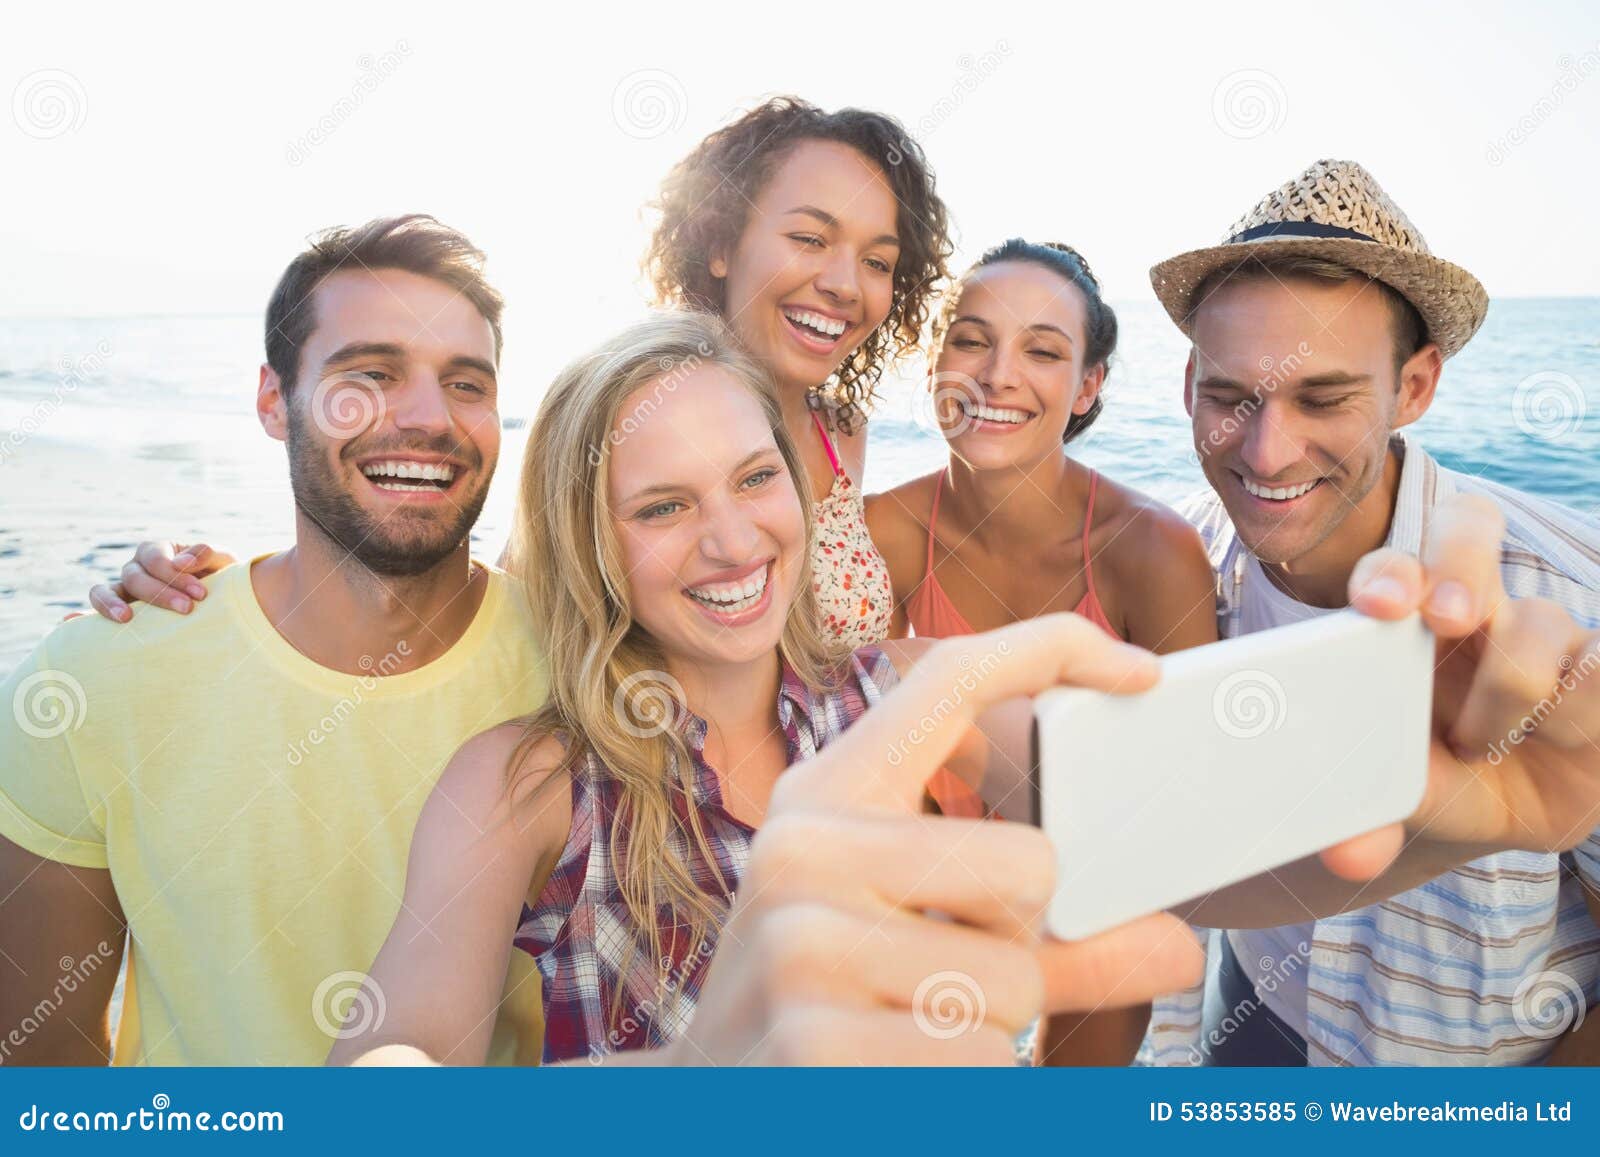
[1143, 434, 1600, 1066]
[513, 647, 899, 1064]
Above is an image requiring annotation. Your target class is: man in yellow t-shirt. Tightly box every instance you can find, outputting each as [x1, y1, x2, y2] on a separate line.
[0, 215, 546, 1065]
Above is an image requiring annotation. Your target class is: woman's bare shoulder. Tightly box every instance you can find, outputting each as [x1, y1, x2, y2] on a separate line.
[864, 470, 942, 534]
[1086, 474, 1217, 650]
[434, 722, 573, 846]
[865, 470, 944, 584]
[1090, 474, 1207, 566]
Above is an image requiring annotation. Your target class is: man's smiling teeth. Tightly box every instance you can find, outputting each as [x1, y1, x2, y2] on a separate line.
[688, 564, 769, 612]
[783, 308, 847, 338]
[361, 460, 455, 492]
[1242, 477, 1320, 500]
[962, 400, 1031, 425]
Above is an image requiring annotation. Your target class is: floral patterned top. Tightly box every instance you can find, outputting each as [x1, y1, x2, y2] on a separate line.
[808, 414, 894, 647]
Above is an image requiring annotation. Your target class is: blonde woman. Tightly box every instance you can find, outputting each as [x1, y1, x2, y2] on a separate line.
[323, 310, 1181, 1065]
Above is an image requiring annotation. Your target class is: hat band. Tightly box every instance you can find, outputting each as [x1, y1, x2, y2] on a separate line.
[1227, 220, 1378, 245]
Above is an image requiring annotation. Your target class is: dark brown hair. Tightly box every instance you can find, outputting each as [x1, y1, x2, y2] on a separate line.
[644, 96, 953, 432]
[934, 238, 1118, 444]
[265, 214, 505, 395]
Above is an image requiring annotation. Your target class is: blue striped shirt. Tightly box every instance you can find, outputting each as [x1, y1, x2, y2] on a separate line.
[1142, 434, 1600, 1066]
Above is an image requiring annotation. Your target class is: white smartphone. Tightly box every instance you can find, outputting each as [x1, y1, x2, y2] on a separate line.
[1032, 609, 1434, 940]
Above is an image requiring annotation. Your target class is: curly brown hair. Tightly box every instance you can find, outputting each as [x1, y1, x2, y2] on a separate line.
[644, 96, 953, 433]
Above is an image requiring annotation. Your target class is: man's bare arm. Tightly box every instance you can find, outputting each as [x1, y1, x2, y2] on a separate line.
[0, 837, 126, 1064]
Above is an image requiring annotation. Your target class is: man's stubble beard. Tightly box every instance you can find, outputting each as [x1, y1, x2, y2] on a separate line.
[285, 412, 492, 578]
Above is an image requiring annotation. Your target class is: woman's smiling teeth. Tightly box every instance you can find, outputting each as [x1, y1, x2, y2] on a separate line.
[361, 460, 456, 492]
[962, 400, 1032, 425]
[1241, 476, 1321, 501]
[782, 307, 848, 339]
[687, 563, 770, 613]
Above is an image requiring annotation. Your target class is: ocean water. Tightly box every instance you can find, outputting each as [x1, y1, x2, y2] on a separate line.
[3, 299, 1597, 675]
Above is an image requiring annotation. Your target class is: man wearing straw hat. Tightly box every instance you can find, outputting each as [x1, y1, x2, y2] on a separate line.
[1142, 159, 1600, 1066]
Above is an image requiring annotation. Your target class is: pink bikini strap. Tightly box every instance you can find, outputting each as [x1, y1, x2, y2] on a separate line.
[925, 469, 948, 577]
[811, 413, 845, 478]
[1081, 469, 1101, 603]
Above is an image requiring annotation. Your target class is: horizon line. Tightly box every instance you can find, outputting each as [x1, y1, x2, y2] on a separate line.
[3, 294, 1599, 323]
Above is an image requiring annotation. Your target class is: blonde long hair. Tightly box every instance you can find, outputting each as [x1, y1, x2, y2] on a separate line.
[507, 310, 844, 1008]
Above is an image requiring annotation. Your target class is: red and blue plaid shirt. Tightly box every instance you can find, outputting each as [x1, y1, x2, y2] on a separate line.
[513, 646, 899, 1064]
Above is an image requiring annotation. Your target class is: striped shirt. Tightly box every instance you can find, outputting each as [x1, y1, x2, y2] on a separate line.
[1143, 433, 1600, 1066]
[512, 647, 899, 1064]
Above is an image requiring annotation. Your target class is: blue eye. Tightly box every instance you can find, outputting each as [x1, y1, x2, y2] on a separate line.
[741, 467, 778, 490]
[639, 501, 684, 520]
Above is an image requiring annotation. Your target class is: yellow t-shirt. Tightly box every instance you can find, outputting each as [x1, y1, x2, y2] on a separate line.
[0, 559, 548, 1065]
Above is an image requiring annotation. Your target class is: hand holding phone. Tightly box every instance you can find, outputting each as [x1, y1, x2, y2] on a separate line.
[1034, 610, 1434, 939]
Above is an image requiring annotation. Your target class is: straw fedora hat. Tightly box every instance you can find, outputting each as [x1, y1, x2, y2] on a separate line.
[1150, 159, 1488, 359]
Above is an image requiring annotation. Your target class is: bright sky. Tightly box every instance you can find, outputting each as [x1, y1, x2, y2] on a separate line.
[6, 0, 1598, 402]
